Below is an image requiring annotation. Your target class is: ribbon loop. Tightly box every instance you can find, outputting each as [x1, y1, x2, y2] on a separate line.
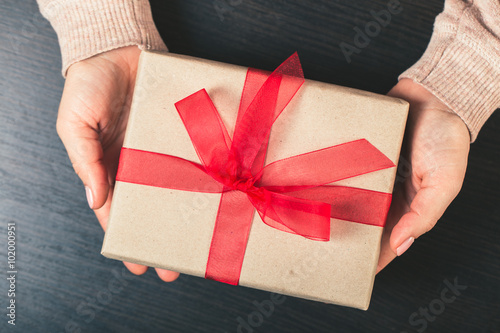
[175, 89, 232, 182]
[231, 53, 305, 175]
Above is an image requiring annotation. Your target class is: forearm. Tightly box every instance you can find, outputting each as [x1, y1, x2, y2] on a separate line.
[399, 0, 500, 142]
[37, 0, 167, 77]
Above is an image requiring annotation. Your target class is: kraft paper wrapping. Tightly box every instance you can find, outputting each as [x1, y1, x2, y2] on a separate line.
[101, 51, 409, 310]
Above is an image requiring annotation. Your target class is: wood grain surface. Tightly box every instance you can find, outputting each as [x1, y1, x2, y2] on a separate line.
[0, 0, 498, 332]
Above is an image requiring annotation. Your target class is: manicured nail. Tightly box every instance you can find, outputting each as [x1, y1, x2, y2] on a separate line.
[396, 237, 414, 256]
[85, 186, 94, 209]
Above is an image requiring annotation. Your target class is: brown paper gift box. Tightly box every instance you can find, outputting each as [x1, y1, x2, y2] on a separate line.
[101, 50, 409, 310]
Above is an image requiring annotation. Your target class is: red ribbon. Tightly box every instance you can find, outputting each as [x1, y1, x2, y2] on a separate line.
[116, 53, 394, 285]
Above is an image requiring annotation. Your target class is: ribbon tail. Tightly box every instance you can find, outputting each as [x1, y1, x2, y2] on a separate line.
[284, 185, 392, 227]
[175, 89, 232, 178]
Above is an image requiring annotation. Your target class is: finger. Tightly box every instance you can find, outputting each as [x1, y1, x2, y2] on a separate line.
[124, 262, 148, 275]
[56, 117, 109, 210]
[389, 182, 460, 256]
[155, 268, 180, 282]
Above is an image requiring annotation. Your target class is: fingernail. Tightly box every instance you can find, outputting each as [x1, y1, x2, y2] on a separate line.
[396, 237, 414, 256]
[85, 186, 94, 209]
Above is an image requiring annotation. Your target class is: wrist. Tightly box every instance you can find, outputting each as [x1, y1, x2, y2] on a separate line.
[67, 45, 141, 78]
[389, 79, 470, 143]
[389, 79, 453, 114]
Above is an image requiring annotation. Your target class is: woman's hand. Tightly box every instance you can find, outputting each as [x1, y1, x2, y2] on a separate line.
[377, 78, 470, 273]
[57, 45, 180, 282]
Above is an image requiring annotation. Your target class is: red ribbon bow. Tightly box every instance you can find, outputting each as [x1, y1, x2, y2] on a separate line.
[116, 53, 394, 285]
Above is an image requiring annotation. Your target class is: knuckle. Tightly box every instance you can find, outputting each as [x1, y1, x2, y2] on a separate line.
[71, 161, 84, 178]
[422, 217, 438, 233]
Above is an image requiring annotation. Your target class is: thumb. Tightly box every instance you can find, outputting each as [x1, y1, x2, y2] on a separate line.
[389, 181, 460, 256]
[56, 118, 110, 210]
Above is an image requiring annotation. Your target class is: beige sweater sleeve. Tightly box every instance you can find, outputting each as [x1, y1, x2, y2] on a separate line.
[39, 0, 498, 141]
[37, 0, 167, 77]
[400, 0, 500, 142]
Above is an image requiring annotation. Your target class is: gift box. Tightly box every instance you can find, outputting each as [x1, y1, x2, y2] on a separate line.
[101, 51, 408, 310]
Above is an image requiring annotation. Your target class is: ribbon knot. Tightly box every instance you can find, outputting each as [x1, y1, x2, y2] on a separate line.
[231, 177, 258, 192]
[116, 53, 395, 286]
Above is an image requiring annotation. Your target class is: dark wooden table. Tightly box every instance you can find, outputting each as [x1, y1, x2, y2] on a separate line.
[1, 0, 499, 332]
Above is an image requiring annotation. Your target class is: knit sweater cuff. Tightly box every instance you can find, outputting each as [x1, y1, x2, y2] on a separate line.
[399, 7, 500, 142]
[38, 0, 167, 77]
